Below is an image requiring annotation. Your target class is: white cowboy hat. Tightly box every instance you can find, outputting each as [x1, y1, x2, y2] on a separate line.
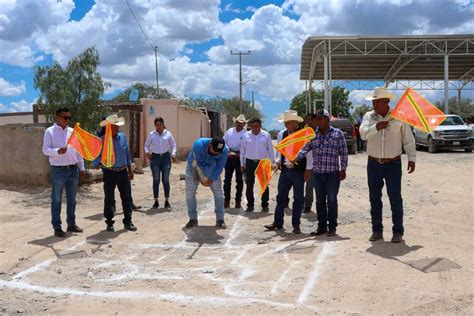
[232, 114, 247, 123]
[100, 114, 125, 127]
[277, 110, 298, 123]
[282, 111, 303, 123]
[365, 87, 398, 101]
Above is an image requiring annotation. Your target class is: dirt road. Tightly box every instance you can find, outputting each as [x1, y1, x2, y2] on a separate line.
[0, 150, 472, 315]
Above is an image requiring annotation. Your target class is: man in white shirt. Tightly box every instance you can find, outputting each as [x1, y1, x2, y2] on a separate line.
[42, 108, 85, 237]
[240, 118, 274, 212]
[222, 114, 247, 209]
[264, 112, 313, 234]
[144, 117, 177, 209]
[360, 87, 416, 243]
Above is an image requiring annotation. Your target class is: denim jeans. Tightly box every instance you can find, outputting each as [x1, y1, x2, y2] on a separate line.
[367, 159, 404, 234]
[304, 171, 314, 209]
[313, 171, 341, 230]
[185, 164, 224, 221]
[274, 168, 305, 228]
[150, 152, 171, 198]
[245, 159, 269, 208]
[102, 168, 133, 225]
[50, 165, 79, 230]
[223, 157, 243, 202]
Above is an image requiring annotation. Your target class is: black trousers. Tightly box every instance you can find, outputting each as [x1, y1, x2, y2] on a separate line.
[245, 159, 269, 208]
[223, 157, 243, 202]
[102, 168, 132, 225]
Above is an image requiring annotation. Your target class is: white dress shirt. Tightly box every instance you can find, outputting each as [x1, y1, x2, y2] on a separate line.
[223, 127, 246, 152]
[42, 123, 85, 171]
[240, 129, 275, 166]
[144, 129, 177, 156]
[360, 110, 416, 162]
[275, 128, 313, 170]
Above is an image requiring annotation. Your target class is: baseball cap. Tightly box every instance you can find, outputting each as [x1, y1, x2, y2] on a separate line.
[211, 137, 225, 153]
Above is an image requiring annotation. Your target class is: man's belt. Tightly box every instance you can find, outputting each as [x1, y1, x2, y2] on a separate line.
[101, 165, 128, 172]
[228, 150, 240, 158]
[368, 155, 401, 164]
[52, 165, 77, 169]
[152, 152, 170, 157]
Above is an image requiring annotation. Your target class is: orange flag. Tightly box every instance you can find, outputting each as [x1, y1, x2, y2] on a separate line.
[67, 123, 102, 161]
[391, 87, 446, 132]
[101, 123, 115, 168]
[255, 158, 273, 196]
[274, 127, 316, 161]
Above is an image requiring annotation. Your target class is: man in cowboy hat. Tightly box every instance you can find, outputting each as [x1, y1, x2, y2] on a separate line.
[93, 114, 137, 232]
[360, 87, 416, 243]
[265, 112, 313, 234]
[184, 137, 229, 229]
[297, 109, 348, 237]
[222, 114, 247, 209]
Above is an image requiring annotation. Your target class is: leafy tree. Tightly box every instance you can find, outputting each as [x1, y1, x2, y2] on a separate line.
[34, 47, 109, 131]
[290, 86, 353, 118]
[112, 82, 174, 101]
[352, 104, 371, 123]
[435, 97, 474, 119]
[181, 96, 263, 128]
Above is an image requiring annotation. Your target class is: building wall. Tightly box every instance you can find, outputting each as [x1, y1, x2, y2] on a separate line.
[141, 98, 209, 161]
[0, 113, 46, 125]
[0, 124, 51, 185]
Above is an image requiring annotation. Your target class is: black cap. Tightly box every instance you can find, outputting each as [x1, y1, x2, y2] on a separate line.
[211, 136, 225, 153]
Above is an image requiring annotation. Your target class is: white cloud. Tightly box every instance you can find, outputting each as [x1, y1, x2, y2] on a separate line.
[0, 99, 35, 113]
[0, 78, 25, 96]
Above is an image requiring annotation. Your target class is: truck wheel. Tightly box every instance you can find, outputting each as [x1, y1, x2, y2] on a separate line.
[428, 136, 437, 153]
[465, 148, 472, 153]
[415, 143, 421, 150]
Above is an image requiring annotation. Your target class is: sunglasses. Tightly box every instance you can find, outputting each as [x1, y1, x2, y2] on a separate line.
[61, 116, 71, 120]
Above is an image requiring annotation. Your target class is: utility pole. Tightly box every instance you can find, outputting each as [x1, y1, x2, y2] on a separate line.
[155, 46, 159, 98]
[230, 50, 251, 113]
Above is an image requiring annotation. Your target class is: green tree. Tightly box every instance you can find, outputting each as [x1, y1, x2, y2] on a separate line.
[34, 47, 109, 131]
[112, 82, 174, 101]
[181, 96, 263, 128]
[435, 97, 474, 119]
[352, 104, 371, 122]
[290, 86, 353, 118]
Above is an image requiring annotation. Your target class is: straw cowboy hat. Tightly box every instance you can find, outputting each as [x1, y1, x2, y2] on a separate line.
[277, 109, 298, 123]
[365, 87, 398, 101]
[281, 111, 303, 123]
[100, 114, 125, 127]
[232, 114, 247, 123]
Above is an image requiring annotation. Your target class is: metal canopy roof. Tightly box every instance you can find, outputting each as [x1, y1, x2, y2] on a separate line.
[300, 35, 474, 82]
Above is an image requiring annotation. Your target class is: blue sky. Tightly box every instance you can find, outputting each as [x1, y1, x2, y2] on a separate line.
[0, 0, 473, 129]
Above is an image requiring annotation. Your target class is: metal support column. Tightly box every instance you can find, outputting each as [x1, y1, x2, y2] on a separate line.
[308, 80, 313, 115]
[328, 40, 332, 116]
[444, 54, 449, 114]
[323, 52, 329, 111]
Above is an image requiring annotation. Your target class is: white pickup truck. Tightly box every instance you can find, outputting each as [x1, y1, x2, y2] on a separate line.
[413, 115, 473, 153]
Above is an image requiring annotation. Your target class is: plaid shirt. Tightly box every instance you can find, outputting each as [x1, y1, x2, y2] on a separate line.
[298, 126, 348, 174]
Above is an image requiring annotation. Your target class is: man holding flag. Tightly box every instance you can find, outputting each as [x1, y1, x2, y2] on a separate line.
[93, 115, 137, 233]
[240, 118, 274, 213]
[360, 87, 416, 243]
[297, 109, 348, 237]
[42, 108, 85, 237]
[264, 112, 313, 234]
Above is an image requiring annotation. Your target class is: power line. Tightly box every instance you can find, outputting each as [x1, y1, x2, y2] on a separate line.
[124, 0, 154, 50]
[200, 0, 218, 28]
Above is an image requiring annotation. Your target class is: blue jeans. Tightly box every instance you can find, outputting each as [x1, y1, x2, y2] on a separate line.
[313, 171, 340, 230]
[367, 160, 404, 234]
[185, 164, 224, 221]
[274, 168, 304, 228]
[50, 165, 79, 230]
[150, 153, 171, 198]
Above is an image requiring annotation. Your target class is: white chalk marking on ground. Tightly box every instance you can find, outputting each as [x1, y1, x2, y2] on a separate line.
[230, 247, 248, 265]
[271, 261, 299, 295]
[0, 279, 295, 308]
[12, 259, 55, 281]
[297, 242, 334, 305]
[224, 214, 243, 248]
